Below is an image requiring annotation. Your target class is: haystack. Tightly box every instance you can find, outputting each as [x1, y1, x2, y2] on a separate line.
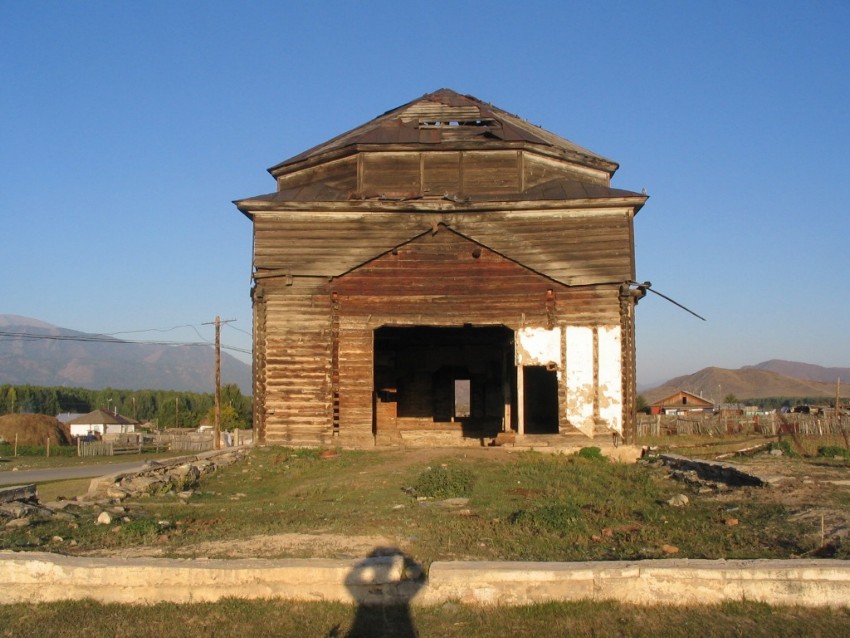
[0, 414, 72, 446]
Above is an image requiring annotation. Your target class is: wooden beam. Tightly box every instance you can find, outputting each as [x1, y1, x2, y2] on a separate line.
[517, 364, 525, 436]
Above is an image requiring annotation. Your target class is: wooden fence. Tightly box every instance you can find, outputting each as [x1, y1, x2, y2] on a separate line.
[78, 433, 213, 457]
[636, 413, 850, 439]
[78, 436, 143, 457]
[160, 433, 215, 453]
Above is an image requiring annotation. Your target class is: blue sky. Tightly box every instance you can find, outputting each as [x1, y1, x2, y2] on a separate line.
[2, 1, 848, 387]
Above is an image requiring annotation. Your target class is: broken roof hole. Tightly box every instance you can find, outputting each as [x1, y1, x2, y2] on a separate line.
[419, 119, 496, 129]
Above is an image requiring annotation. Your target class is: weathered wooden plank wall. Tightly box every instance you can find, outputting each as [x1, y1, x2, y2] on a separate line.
[257, 278, 333, 446]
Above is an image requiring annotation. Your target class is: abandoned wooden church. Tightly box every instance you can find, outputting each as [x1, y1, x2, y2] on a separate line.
[235, 89, 647, 447]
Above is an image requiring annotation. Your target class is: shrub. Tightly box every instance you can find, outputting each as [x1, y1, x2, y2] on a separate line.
[412, 465, 475, 499]
[121, 518, 161, 539]
[575, 447, 606, 462]
[510, 503, 587, 533]
[817, 446, 850, 460]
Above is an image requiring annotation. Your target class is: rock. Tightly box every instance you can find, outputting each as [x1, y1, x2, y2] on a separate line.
[5, 517, 29, 529]
[194, 460, 215, 475]
[0, 502, 39, 520]
[169, 464, 201, 490]
[106, 486, 128, 500]
[667, 494, 689, 507]
[120, 475, 169, 495]
[661, 544, 679, 554]
[0, 484, 37, 504]
[725, 518, 739, 526]
[770, 449, 783, 457]
[96, 511, 112, 525]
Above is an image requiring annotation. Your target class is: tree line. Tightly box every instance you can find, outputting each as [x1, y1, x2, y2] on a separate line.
[0, 384, 252, 430]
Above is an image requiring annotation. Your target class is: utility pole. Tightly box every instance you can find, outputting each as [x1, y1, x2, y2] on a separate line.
[204, 316, 236, 450]
[215, 316, 221, 449]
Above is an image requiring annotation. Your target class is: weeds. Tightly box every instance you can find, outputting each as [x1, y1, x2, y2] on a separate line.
[817, 445, 850, 459]
[576, 446, 606, 461]
[412, 465, 475, 499]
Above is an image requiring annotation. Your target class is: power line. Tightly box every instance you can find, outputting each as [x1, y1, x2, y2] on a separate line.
[0, 330, 251, 355]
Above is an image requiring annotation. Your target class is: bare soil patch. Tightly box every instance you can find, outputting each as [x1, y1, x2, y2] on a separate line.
[84, 532, 399, 559]
[720, 456, 850, 553]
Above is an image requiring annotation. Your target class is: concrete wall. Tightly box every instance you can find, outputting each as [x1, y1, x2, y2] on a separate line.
[1, 553, 848, 608]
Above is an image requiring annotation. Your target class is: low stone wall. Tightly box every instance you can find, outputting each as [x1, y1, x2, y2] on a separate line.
[1, 553, 848, 608]
[423, 559, 850, 607]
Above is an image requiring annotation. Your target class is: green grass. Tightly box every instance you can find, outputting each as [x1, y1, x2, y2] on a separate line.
[1, 446, 839, 563]
[0, 599, 848, 638]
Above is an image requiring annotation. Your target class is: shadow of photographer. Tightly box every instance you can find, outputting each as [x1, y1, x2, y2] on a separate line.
[329, 547, 425, 638]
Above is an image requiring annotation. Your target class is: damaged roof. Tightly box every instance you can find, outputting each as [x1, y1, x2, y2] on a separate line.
[235, 88, 647, 212]
[269, 88, 620, 175]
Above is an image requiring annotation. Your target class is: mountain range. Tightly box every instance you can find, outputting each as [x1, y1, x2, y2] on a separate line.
[0, 315, 251, 394]
[2, 315, 846, 404]
[643, 359, 848, 404]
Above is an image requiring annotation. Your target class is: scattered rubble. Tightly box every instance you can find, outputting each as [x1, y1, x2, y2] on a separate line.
[650, 453, 791, 489]
[0, 448, 250, 533]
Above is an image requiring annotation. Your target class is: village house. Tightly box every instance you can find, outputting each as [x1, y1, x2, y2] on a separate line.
[649, 390, 715, 416]
[235, 89, 647, 447]
[67, 409, 137, 438]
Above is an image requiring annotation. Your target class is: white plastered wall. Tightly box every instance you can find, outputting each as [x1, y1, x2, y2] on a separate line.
[564, 326, 596, 437]
[516, 327, 560, 369]
[596, 325, 623, 433]
[516, 325, 624, 438]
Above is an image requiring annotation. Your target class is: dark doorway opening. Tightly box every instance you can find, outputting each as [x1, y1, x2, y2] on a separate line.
[523, 366, 559, 434]
[374, 326, 513, 437]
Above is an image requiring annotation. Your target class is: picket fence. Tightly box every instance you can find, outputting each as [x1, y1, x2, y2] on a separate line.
[636, 412, 850, 438]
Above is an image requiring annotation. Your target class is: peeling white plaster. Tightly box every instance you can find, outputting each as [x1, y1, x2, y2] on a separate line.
[565, 326, 595, 437]
[515, 327, 561, 369]
[597, 326, 623, 433]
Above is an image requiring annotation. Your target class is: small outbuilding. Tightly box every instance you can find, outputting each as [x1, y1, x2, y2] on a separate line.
[235, 89, 648, 447]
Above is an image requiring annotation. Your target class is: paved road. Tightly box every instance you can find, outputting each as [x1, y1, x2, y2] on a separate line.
[0, 461, 149, 486]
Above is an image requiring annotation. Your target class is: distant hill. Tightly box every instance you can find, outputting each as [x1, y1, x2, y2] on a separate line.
[743, 359, 850, 384]
[643, 361, 844, 404]
[0, 315, 251, 394]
